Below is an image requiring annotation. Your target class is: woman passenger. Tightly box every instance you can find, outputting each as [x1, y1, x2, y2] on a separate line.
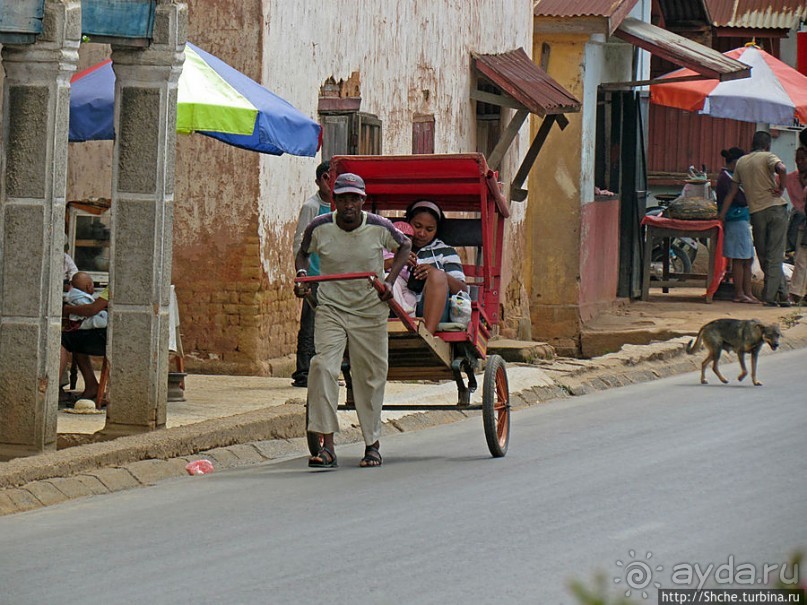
[405, 200, 468, 332]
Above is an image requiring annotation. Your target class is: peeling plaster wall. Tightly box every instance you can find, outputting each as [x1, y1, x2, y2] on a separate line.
[257, 0, 532, 264]
[174, 0, 270, 373]
[256, 0, 532, 351]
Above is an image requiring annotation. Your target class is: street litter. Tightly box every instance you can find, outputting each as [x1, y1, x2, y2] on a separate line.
[63, 399, 104, 415]
[185, 460, 214, 475]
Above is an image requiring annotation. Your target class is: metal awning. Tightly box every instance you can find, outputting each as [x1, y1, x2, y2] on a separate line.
[614, 17, 751, 82]
[472, 48, 581, 117]
[471, 48, 581, 201]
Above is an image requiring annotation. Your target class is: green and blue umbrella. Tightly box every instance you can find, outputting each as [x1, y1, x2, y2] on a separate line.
[69, 42, 321, 156]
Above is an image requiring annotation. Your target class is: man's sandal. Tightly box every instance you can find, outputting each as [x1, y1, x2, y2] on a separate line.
[308, 447, 338, 469]
[359, 443, 382, 468]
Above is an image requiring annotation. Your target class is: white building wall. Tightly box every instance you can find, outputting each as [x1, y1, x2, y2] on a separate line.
[256, 0, 533, 279]
[580, 35, 605, 207]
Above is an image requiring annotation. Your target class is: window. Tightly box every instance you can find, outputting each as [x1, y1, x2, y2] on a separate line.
[355, 113, 381, 155]
[412, 115, 435, 154]
[595, 90, 622, 194]
[319, 111, 382, 160]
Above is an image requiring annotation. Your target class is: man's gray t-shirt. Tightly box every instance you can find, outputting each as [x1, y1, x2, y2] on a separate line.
[300, 211, 407, 319]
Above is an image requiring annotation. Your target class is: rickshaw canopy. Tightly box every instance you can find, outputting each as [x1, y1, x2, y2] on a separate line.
[330, 153, 510, 218]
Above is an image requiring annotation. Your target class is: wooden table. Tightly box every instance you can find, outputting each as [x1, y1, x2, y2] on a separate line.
[641, 216, 725, 303]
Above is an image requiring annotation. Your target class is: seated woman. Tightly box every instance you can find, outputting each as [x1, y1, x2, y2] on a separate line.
[405, 200, 468, 332]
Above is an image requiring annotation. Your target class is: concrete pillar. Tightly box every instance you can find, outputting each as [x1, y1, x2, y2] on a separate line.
[101, 2, 187, 437]
[0, 1, 81, 460]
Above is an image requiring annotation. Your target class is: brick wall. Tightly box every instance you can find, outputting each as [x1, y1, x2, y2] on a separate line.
[177, 225, 300, 376]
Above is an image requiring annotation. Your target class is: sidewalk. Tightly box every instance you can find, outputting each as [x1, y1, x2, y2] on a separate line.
[581, 288, 804, 356]
[1, 291, 804, 515]
[59, 290, 798, 436]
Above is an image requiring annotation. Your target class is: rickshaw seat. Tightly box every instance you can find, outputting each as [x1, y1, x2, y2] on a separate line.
[436, 322, 466, 332]
[439, 218, 484, 284]
[439, 218, 482, 247]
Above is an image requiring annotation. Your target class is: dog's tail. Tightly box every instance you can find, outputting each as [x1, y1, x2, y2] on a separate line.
[686, 326, 705, 354]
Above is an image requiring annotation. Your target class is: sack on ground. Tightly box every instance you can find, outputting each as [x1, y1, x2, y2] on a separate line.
[449, 290, 472, 327]
[667, 196, 717, 220]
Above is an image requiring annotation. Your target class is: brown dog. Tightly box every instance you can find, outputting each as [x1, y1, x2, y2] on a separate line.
[686, 318, 781, 386]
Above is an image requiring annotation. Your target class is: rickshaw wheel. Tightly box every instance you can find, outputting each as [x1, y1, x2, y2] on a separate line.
[482, 354, 510, 457]
[305, 400, 324, 456]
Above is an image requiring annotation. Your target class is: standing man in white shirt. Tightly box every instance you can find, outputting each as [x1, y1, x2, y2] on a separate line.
[290, 161, 331, 388]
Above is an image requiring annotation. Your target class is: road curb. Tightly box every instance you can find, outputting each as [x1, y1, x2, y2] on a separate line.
[1, 314, 804, 516]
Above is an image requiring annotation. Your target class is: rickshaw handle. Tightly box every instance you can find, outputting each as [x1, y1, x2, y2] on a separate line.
[294, 272, 413, 326]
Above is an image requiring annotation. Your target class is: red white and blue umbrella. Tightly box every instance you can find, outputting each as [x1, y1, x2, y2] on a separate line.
[650, 45, 807, 125]
[69, 42, 321, 157]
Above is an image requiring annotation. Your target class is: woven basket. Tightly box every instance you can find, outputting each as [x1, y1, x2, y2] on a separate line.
[667, 196, 717, 220]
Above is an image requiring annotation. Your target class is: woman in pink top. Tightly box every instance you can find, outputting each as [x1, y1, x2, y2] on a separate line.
[785, 146, 807, 303]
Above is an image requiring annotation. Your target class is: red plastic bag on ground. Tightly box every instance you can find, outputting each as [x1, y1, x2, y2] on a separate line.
[185, 459, 214, 475]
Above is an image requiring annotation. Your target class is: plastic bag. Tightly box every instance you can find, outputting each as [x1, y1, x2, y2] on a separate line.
[449, 290, 472, 327]
[185, 459, 214, 475]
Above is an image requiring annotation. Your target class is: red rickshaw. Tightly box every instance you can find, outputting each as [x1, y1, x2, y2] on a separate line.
[298, 153, 511, 457]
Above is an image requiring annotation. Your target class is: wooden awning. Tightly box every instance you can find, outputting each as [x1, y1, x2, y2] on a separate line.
[615, 17, 751, 82]
[472, 48, 581, 201]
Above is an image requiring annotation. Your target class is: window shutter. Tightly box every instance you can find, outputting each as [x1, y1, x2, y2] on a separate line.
[320, 115, 350, 161]
[412, 115, 435, 154]
[351, 112, 382, 155]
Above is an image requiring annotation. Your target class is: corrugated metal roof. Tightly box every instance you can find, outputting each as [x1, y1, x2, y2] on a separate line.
[616, 17, 751, 79]
[533, 0, 640, 33]
[705, 0, 806, 29]
[473, 48, 581, 117]
[534, 0, 636, 19]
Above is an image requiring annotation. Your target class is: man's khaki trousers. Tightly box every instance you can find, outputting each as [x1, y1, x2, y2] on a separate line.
[307, 304, 388, 446]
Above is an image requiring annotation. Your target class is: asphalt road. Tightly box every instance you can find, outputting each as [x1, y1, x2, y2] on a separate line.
[2, 349, 805, 605]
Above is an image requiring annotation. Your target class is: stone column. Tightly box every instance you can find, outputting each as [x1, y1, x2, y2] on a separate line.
[0, 1, 80, 460]
[101, 2, 187, 437]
